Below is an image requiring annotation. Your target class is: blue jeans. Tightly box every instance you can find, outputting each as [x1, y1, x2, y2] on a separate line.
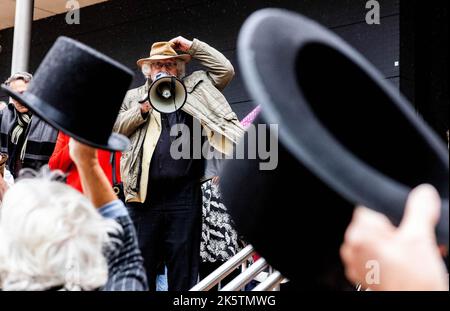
[156, 266, 168, 291]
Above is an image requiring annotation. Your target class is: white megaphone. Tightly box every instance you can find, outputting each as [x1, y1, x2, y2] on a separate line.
[140, 72, 187, 114]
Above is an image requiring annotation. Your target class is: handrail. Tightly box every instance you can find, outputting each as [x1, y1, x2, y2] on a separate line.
[191, 244, 286, 291]
[252, 271, 284, 291]
[220, 258, 268, 291]
[190, 244, 255, 291]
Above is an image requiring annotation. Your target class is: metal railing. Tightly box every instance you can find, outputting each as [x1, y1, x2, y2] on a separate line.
[190, 244, 287, 291]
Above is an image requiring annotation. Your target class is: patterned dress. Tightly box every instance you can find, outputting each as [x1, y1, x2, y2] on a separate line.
[200, 105, 261, 263]
[200, 180, 242, 262]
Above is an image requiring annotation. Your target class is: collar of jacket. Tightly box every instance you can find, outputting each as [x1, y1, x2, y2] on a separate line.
[7, 102, 33, 117]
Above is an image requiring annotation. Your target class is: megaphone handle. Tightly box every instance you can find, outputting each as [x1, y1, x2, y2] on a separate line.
[170, 77, 181, 123]
[139, 95, 149, 104]
[139, 79, 151, 104]
[171, 77, 177, 109]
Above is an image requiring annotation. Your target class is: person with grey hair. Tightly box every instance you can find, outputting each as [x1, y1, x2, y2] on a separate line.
[0, 139, 148, 291]
[114, 36, 244, 291]
[0, 72, 58, 178]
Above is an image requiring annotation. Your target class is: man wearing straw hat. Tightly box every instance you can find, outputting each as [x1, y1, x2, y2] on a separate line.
[114, 36, 243, 291]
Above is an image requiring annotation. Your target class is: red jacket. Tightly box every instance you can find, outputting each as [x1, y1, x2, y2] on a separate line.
[48, 132, 121, 193]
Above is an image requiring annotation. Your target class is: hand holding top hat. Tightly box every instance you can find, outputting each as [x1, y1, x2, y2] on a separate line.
[1, 36, 133, 151]
[220, 9, 449, 287]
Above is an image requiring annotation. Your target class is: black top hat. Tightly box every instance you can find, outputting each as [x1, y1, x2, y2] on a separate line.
[220, 9, 449, 289]
[2, 36, 133, 151]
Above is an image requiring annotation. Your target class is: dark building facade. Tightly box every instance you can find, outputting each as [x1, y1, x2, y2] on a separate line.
[0, 0, 447, 140]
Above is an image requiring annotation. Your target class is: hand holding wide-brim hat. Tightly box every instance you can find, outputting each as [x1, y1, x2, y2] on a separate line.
[136, 41, 191, 67]
[1, 36, 133, 151]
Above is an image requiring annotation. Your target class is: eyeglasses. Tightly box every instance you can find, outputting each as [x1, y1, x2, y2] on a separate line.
[151, 61, 177, 70]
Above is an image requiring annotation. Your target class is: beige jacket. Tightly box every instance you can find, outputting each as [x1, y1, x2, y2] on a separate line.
[113, 39, 244, 203]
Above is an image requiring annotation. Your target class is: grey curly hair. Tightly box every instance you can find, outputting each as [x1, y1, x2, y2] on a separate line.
[0, 166, 121, 291]
[4, 72, 33, 86]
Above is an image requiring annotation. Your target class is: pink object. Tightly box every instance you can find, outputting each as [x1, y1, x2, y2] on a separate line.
[240, 105, 261, 129]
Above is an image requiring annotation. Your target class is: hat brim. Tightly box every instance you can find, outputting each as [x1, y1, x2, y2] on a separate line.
[1, 84, 130, 152]
[136, 54, 191, 67]
[237, 9, 449, 240]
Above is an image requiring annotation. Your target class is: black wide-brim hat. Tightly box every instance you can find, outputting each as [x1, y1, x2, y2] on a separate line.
[220, 9, 449, 289]
[2, 36, 132, 151]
